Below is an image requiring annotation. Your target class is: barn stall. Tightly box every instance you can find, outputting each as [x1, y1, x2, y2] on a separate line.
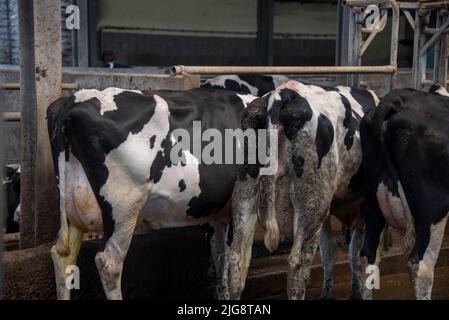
[0, 0, 449, 301]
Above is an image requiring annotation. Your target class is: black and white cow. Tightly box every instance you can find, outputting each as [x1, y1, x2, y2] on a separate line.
[2, 164, 21, 233]
[47, 87, 257, 300]
[201, 75, 289, 96]
[228, 80, 379, 300]
[360, 87, 449, 300]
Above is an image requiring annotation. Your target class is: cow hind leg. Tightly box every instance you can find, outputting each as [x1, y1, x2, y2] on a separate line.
[408, 216, 448, 300]
[51, 224, 83, 300]
[348, 218, 365, 300]
[319, 215, 337, 300]
[209, 215, 231, 300]
[95, 216, 138, 300]
[228, 178, 258, 300]
[288, 190, 331, 300]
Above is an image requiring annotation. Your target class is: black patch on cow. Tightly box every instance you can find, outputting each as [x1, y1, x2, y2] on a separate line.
[340, 94, 356, 151]
[238, 75, 276, 96]
[322, 86, 339, 92]
[350, 88, 376, 113]
[292, 155, 305, 178]
[348, 165, 363, 194]
[179, 179, 186, 192]
[149, 137, 173, 184]
[315, 113, 334, 168]
[269, 89, 313, 140]
[149, 135, 156, 149]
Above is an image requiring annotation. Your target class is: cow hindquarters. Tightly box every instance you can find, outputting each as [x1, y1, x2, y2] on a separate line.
[408, 215, 448, 300]
[51, 224, 82, 300]
[228, 176, 258, 299]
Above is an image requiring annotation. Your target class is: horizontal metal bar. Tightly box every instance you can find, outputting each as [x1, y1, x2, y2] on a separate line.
[2, 112, 21, 122]
[423, 26, 449, 34]
[170, 65, 397, 76]
[0, 82, 79, 90]
[421, 1, 449, 9]
[398, 2, 419, 9]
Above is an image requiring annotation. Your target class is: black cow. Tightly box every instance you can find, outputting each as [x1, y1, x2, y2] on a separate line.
[360, 88, 449, 299]
[47, 87, 257, 300]
[2, 164, 20, 233]
[201, 74, 289, 96]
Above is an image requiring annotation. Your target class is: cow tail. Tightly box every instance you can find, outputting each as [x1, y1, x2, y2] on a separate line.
[261, 92, 281, 253]
[372, 98, 415, 255]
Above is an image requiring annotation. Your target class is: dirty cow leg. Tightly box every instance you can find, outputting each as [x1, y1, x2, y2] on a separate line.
[209, 215, 231, 300]
[51, 224, 83, 300]
[408, 215, 448, 300]
[319, 215, 337, 300]
[288, 174, 332, 300]
[228, 177, 258, 300]
[360, 197, 386, 300]
[95, 216, 138, 300]
[348, 218, 365, 300]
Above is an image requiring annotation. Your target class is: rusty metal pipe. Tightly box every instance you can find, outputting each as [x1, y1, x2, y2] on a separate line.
[2, 112, 21, 122]
[0, 82, 79, 90]
[170, 65, 396, 76]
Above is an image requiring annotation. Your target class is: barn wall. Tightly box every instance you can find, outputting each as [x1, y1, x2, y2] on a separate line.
[96, 0, 338, 66]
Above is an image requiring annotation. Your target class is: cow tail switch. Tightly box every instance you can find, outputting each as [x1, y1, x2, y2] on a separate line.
[262, 92, 282, 253]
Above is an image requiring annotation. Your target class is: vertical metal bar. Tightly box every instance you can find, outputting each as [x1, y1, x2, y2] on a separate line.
[389, 0, 400, 91]
[256, 0, 274, 66]
[76, 0, 89, 67]
[433, 11, 442, 83]
[88, 0, 98, 67]
[347, 6, 356, 86]
[33, 0, 62, 246]
[0, 60, 4, 302]
[412, 10, 423, 89]
[18, 0, 37, 249]
[439, 14, 449, 86]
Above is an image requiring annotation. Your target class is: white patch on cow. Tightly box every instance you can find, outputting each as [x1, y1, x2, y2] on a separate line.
[236, 93, 257, 108]
[74, 87, 142, 115]
[13, 203, 21, 223]
[376, 182, 407, 229]
[203, 75, 259, 96]
[434, 85, 449, 97]
[336, 86, 365, 118]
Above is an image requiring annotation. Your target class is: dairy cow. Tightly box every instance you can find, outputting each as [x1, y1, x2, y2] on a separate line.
[228, 80, 378, 300]
[47, 87, 257, 300]
[360, 87, 449, 299]
[201, 75, 289, 96]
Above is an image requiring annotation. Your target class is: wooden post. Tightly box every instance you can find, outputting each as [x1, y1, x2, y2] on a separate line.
[19, 0, 61, 248]
[256, 0, 274, 66]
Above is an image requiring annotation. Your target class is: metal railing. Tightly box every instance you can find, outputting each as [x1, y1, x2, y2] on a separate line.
[171, 0, 400, 91]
